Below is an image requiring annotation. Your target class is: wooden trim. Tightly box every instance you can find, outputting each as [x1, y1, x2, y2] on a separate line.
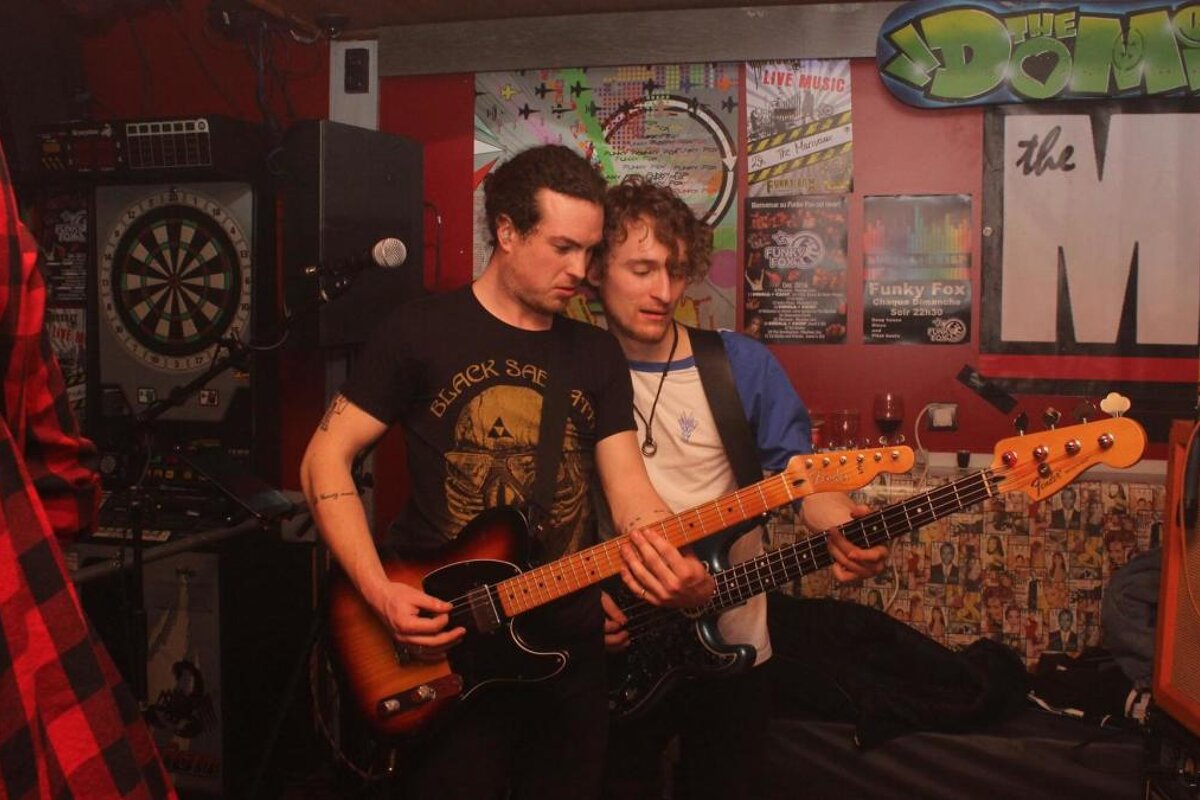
[376, 3, 901, 76]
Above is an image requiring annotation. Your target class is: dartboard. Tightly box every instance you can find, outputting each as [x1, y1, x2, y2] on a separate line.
[99, 188, 251, 372]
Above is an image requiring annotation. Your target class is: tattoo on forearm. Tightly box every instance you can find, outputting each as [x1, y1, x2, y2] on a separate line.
[318, 394, 350, 431]
[314, 490, 358, 506]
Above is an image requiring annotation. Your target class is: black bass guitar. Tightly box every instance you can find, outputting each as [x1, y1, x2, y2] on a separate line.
[608, 415, 1146, 719]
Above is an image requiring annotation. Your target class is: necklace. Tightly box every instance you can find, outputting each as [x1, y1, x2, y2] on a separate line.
[631, 322, 679, 457]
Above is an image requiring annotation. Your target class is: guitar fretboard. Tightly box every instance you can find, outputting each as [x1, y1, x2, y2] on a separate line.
[711, 469, 1000, 611]
[496, 472, 801, 617]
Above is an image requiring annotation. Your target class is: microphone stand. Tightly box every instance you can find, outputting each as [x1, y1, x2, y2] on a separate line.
[109, 284, 328, 705]
[113, 335, 258, 705]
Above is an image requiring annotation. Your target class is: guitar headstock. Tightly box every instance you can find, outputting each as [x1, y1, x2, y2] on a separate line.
[990, 416, 1146, 501]
[783, 446, 915, 495]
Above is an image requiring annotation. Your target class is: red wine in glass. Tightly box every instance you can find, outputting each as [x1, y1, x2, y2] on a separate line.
[873, 393, 905, 443]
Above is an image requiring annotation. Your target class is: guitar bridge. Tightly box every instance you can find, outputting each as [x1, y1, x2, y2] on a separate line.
[376, 674, 464, 719]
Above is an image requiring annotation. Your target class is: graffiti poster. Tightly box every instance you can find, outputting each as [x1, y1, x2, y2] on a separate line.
[475, 65, 740, 330]
[746, 59, 853, 197]
[863, 195, 972, 345]
[744, 195, 847, 344]
[879, 1, 1200, 108]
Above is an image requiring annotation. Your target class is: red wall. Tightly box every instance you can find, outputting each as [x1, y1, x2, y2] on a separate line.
[78, 5, 1155, 516]
[786, 60, 990, 453]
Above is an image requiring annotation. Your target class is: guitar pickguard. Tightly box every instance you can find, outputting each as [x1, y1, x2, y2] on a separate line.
[423, 559, 567, 699]
[606, 581, 751, 719]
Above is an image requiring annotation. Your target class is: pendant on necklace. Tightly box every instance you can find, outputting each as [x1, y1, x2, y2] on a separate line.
[641, 438, 658, 457]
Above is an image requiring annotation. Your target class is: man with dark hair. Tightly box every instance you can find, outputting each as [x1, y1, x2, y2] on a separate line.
[0, 140, 175, 799]
[1048, 609, 1079, 652]
[930, 541, 959, 584]
[588, 176, 886, 800]
[301, 147, 712, 798]
[1050, 486, 1081, 529]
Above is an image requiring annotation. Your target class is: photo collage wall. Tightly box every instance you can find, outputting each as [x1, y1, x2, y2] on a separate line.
[771, 472, 1164, 668]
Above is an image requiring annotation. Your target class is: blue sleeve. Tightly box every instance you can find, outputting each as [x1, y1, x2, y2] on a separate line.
[719, 330, 812, 472]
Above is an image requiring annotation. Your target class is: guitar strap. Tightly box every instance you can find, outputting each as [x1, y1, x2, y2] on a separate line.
[689, 327, 764, 564]
[688, 327, 761, 489]
[526, 318, 572, 545]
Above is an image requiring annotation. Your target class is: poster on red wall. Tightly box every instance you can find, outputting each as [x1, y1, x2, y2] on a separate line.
[744, 195, 847, 344]
[863, 194, 973, 345]
[745, 59, 853, 197]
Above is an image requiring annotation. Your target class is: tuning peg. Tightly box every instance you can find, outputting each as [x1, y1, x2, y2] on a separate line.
[1042, 407, 1062, 429]
[1099, 392, 1131, 418]
[1071, 399, 1098, 424]
[1012, 411, 1029, 435]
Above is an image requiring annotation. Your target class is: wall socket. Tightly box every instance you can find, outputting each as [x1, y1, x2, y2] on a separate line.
[927, 402, 959, 431]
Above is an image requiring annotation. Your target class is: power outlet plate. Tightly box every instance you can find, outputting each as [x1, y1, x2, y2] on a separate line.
[927, 403, 959, 431]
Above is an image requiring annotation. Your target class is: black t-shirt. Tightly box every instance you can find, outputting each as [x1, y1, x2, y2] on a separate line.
[343, 285, 634, 562]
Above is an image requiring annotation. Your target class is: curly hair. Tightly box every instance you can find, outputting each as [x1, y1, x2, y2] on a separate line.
[482, 145, 607, 246]
[591, 176, 713, 284]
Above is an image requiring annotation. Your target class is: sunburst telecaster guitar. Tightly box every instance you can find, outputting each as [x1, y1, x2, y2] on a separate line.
[607, 414, 1147, 719]
[329, 445, 914, 737]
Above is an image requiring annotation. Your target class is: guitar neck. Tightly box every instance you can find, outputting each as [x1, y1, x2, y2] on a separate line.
[497, 472, 800, 617]
[711, 469, 999, 611]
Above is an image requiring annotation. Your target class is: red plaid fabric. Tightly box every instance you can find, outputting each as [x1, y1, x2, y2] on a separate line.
[0, 141, 175, 799]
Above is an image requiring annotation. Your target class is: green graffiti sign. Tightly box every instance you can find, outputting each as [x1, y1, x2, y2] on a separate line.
[878, 1, 1200, 106]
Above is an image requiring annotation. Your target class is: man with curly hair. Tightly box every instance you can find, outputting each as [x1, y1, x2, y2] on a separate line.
[588, 176, 887, 800]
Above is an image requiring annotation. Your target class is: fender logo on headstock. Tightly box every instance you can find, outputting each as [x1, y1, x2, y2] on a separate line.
[811, 469, 858, 486]
[1029, 472, 1064, 498]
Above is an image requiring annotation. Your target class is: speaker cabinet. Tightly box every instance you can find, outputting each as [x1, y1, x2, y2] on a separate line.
[1154, 419, 1200, 739]
[279, 120, 424, 348]
[71, 535, 316, 798]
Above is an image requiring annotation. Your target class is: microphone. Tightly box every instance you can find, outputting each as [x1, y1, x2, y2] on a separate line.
[305, 238, 408, 302]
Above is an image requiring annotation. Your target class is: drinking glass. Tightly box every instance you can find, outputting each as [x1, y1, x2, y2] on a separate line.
[873, 392, 905, 445]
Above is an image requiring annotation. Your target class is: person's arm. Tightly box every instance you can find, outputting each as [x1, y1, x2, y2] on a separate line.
[802, 492, 889, 583]
[595, 430, 714, 609]
[300, 394, 463, 653]
[724, 331, 888, 583]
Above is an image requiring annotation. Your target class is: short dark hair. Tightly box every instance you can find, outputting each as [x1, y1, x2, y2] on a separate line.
[483, 145, 607, 245]
[591, 175, 713, 284]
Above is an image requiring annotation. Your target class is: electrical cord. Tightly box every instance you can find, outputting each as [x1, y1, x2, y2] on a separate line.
[911, 403, 935, 491]
[1178, 419, 1200, 621]
[168, 4, 242, 117]
[424, 201, 444, 291]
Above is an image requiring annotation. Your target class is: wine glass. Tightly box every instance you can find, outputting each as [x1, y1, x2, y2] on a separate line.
[809, 411, 827, 451]
[873, 392, 905, 445]
[829, 409, 860, 450]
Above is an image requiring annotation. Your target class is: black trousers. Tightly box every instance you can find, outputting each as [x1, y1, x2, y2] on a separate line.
[601, 663, 771, 800]
[396, 599, 608, 800]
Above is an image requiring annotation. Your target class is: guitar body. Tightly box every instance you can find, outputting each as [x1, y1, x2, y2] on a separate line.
[606, 581, 754, 720]
[328, 507, 567, 737]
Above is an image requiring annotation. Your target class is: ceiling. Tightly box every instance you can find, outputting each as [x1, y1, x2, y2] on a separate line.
[263, 0, 892, 36]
